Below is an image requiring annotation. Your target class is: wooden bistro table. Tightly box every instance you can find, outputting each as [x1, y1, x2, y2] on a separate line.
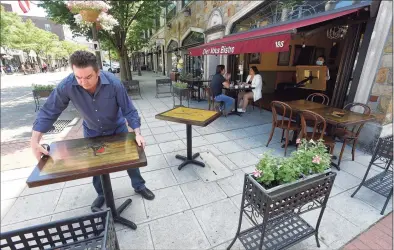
[156, 107, 220, 170]
[26, 132, 147, 230]
[223, 85, 255, 116]
[284, 100, 375, 169]
[181, 78, 211, 102]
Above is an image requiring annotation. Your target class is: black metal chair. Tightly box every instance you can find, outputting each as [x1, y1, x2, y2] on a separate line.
[123, 80, 142, 99]
[351, 136, 393, 215]
[155, 79, 172, 98]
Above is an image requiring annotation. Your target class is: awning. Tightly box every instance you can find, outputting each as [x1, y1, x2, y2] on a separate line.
[189, 4, 369, 56]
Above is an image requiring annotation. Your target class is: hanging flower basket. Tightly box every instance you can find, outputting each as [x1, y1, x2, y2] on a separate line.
[67, 1, 111, 14]
[79, 9, 100, 22]
[96, 22, 102, 30]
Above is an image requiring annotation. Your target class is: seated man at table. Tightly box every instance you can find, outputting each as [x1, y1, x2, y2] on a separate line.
[30, 51, 155, 212]
[211, 65, 234, 115]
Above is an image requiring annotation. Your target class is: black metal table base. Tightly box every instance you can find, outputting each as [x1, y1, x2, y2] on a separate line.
[177, 124, 205, 170]
[100, 174, 137, 230]
[176, 153, 205, 170]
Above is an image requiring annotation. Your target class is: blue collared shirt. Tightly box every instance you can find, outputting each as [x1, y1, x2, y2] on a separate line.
[33, 71, 141, 137]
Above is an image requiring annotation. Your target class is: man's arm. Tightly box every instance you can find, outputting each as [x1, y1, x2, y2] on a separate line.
[31, 83, 70, 160]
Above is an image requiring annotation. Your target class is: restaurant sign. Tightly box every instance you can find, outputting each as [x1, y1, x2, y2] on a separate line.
[189, 33, 291, 56]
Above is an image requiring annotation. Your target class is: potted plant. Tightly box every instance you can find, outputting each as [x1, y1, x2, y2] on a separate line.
[67, 1, 111, 22]
[172, 82, 190, 107]
[32, 84, 55, 98]
[227, 139, 337, 250]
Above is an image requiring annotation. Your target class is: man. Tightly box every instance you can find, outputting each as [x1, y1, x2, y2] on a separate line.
[31, 51, 155, 212]
[210, 65, 234, 115]
[194, 56, 202, 77]
[176, 55, 183, 73]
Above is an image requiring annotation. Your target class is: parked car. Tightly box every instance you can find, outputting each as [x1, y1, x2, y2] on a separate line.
[102, 61, 120, 73]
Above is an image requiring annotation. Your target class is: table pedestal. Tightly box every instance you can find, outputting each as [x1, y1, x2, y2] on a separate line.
[175, 124, 205, 170]
[227, 91, 242, 116]
[100, 174, 137, 230]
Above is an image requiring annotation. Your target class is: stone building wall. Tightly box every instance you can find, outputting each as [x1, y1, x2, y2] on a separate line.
[367, 24, 393, 125]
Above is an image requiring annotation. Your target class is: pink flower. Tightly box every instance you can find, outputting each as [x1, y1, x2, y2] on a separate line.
[296, 138, 301, 144]
[253, 169, 262, 178]
[312, 155, 321, 164]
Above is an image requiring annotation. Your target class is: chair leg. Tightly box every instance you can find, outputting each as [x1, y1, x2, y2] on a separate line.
[338, 139, 347, 167]
[281, 129, 285, 142]
[381, 189, 393, 215]
[351, 139, 357, 161]
[266, 124, 275, 147]
[284, 129, 290, 156]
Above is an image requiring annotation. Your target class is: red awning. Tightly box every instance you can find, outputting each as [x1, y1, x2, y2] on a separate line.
[189, 7, 364, 56]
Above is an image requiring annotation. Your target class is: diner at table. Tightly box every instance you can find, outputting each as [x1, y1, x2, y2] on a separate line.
[237, 66, 263, 113]
[30, 51, 155, 218]
[210, 64, 234, 115]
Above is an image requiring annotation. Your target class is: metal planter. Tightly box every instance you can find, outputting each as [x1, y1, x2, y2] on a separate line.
[172, 86, 190, 107]
[228, 171, 337, 250]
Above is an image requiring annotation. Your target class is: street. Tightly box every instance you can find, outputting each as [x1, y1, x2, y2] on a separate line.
[1, 70, 76, 143]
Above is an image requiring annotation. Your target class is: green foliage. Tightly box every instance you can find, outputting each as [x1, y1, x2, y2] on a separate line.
[254, 139, 331, 188]
[173, 82, 188, 89]
[32, 84, 56, 91]
[0, 6, 25, 47]
[39, 0, 170, 81]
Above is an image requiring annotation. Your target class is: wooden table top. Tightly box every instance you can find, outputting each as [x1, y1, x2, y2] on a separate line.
[155, 107, 220, 127]
[284, 100, 328, 112]
[26, 133, 147, 188]
[310, 107, 375, 126]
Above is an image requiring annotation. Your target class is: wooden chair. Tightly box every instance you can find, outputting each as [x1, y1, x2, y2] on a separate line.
[334, 103, 371, 167]
[299, 110, 335, 154]
[266, 101, 299, 156]
[306, 93, 330, 105]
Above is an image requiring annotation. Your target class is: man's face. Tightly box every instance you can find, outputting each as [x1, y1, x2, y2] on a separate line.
[73, 65, 99, 91]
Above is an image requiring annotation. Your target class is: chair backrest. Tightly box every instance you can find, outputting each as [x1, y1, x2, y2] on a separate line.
[343, 102, 371, 136]
[300, 110, 327, 140]
[306, 93, 330, 105]
[271, 101, 293, 128]
[130, 80, 139, 86]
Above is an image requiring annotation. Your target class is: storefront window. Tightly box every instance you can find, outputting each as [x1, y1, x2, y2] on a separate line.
[231, 0, 369, 34]
[166, 1, 176, 22]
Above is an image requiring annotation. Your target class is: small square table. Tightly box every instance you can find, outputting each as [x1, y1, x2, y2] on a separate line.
[155, 107, 220, 170]
[26, 132, 147, 230]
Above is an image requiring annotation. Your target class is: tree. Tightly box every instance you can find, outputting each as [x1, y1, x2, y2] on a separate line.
[0, 6, 25, 48]
[39, 0, 168, 81]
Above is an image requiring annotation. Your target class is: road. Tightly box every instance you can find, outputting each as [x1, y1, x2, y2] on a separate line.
[1, 70, 77, 142]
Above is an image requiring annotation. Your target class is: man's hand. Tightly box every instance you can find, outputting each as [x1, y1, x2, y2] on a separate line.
[31, 141, 49, 161]
[135, 134, 146, 149]
[31, 131, 47, 161]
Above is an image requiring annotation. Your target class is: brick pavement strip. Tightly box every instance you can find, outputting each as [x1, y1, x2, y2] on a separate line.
[343, 213, 393, 250]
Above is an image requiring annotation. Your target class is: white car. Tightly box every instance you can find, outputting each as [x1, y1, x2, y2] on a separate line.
[102, 62, 120, 73]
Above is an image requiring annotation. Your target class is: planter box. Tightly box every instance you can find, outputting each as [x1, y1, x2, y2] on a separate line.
[227, 171, 336, 250]
[33, 89, 53, 98]
[172, 87, 190, 107]
[32, 90, 53, 112]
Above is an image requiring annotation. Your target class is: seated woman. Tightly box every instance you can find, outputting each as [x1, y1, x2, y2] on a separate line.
[237, 66, 263, 113]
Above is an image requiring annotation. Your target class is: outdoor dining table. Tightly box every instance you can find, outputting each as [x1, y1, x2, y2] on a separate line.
[284, 100, 375, 169]
[181, 78, 211, 102]
[26, 132, 147, 230]
[223, 85, 255, 116]
[155, 106, 220, 170]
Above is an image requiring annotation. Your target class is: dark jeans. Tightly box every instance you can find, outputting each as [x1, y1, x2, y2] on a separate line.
[84, 124, 146, 196]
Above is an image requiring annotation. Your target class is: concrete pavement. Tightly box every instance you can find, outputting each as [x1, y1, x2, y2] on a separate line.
[0, 72, 392, 249]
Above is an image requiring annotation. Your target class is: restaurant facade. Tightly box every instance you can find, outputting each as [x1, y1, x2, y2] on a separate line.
[146, 0, 392, 151]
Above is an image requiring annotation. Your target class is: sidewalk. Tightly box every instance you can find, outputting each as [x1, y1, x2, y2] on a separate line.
[343, 213, 393, 250]
[1, 72, 392, 250]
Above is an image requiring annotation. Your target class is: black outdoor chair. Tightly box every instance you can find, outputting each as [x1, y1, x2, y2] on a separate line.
[351, 135, 393, 215]
[155, 78, 172, 98]
[123, 80, 142, 99]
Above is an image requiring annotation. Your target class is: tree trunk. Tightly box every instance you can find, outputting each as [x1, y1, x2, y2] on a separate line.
[119, 53, 127, 82]
[124, 48, 132, 80]
[138, 53, 142, 76]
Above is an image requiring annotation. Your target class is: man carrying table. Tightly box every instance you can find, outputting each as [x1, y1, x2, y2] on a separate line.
[30, 51, 155, 212]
